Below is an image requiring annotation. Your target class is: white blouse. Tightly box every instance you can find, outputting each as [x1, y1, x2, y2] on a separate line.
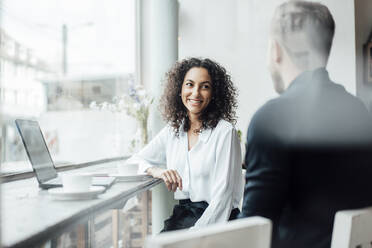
[129, 119, 243, 228]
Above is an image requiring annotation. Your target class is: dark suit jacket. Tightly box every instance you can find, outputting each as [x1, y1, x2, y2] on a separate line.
[240, 68, 372, 248]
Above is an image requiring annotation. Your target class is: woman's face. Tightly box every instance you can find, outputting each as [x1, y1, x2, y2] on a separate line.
[181, 67, 212, 118]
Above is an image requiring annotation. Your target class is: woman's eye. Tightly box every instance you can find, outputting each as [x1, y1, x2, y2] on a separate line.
[202, 85, 210, 89]
[186, 82, 193, 86]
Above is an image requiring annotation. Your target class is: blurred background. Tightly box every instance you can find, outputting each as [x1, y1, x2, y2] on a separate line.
[1, 0, 371, 175]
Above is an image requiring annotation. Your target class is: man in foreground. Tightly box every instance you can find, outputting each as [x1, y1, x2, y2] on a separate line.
[240, 1, 372, 248]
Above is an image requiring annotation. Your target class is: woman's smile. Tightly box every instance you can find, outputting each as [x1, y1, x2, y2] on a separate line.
[188, 99, 203, 105]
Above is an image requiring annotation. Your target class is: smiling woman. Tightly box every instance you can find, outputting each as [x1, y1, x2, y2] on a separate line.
[127, 57, 243, 232]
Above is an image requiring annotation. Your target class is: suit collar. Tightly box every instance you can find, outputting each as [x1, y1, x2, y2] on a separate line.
[285, 67, 330, 95]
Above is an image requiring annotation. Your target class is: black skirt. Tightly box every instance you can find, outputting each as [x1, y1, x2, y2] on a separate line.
[161, 199, 240, 232]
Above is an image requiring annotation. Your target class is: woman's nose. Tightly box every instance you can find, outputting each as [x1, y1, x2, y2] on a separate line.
[191, 86, 200, 96]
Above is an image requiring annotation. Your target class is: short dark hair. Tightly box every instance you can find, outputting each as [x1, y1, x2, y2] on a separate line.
[271, 1, 335, 69]
[160, 57, 238, 136]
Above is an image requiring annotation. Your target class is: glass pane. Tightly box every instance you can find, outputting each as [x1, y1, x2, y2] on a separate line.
[35, 190, 152, 248]
[0, 0, 138, 174]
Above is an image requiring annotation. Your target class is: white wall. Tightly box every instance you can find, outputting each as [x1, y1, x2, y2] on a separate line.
[178, 0, 357, 138]
[321, 0, 356, 94]
[355, 0, 372, 111]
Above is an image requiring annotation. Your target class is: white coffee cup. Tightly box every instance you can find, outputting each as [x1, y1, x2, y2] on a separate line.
[117, 162, 139, 176]
[62, 174, 92, 192]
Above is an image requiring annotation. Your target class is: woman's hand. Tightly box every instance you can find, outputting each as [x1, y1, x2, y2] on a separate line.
[146, 167, 182, 192]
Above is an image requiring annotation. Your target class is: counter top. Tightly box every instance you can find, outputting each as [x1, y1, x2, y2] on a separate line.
[1, 161, 161, 248]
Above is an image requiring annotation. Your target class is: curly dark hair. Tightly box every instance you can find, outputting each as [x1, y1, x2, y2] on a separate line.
[160, 57, 238, 136]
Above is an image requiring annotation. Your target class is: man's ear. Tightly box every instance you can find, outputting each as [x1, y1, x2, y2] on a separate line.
[272, 39, 283, 64]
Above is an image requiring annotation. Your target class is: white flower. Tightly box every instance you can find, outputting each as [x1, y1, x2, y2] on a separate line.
[133, 103, 140, 111]
[134, 85, 143, 90]
[118, 99, 125, 109]
[101, 102, 108, 110]
[108, 104, 117, 112]
[137, 89, 146, 97]
[142, 98, 151, 106]
[90, 101, 97, 109]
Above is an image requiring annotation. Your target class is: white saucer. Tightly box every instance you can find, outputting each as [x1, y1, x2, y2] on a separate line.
[108, 174, 152, 182]
[48, 186, 106, 200]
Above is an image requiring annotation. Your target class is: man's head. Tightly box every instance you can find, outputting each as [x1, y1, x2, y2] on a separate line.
[268, 1, 335, 93]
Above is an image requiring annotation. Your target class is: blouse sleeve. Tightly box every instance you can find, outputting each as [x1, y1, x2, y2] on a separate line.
[126, 126, 169, 173]
[193, 127, 242, 228]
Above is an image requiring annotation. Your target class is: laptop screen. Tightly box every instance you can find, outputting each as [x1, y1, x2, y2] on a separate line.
[15, 119, 58, 183]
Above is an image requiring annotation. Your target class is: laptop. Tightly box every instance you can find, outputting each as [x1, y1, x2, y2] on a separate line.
[15, 119, 116, 189]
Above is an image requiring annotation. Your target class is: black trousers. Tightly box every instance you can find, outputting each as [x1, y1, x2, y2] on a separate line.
[161, 199, 240, 232]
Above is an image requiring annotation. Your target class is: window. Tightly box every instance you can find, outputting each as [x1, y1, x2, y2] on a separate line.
[0, 0, 138, 174]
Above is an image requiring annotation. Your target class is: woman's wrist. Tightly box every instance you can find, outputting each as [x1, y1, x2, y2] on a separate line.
[146, 167, 183, 192]
[146, 167, 165, 179]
